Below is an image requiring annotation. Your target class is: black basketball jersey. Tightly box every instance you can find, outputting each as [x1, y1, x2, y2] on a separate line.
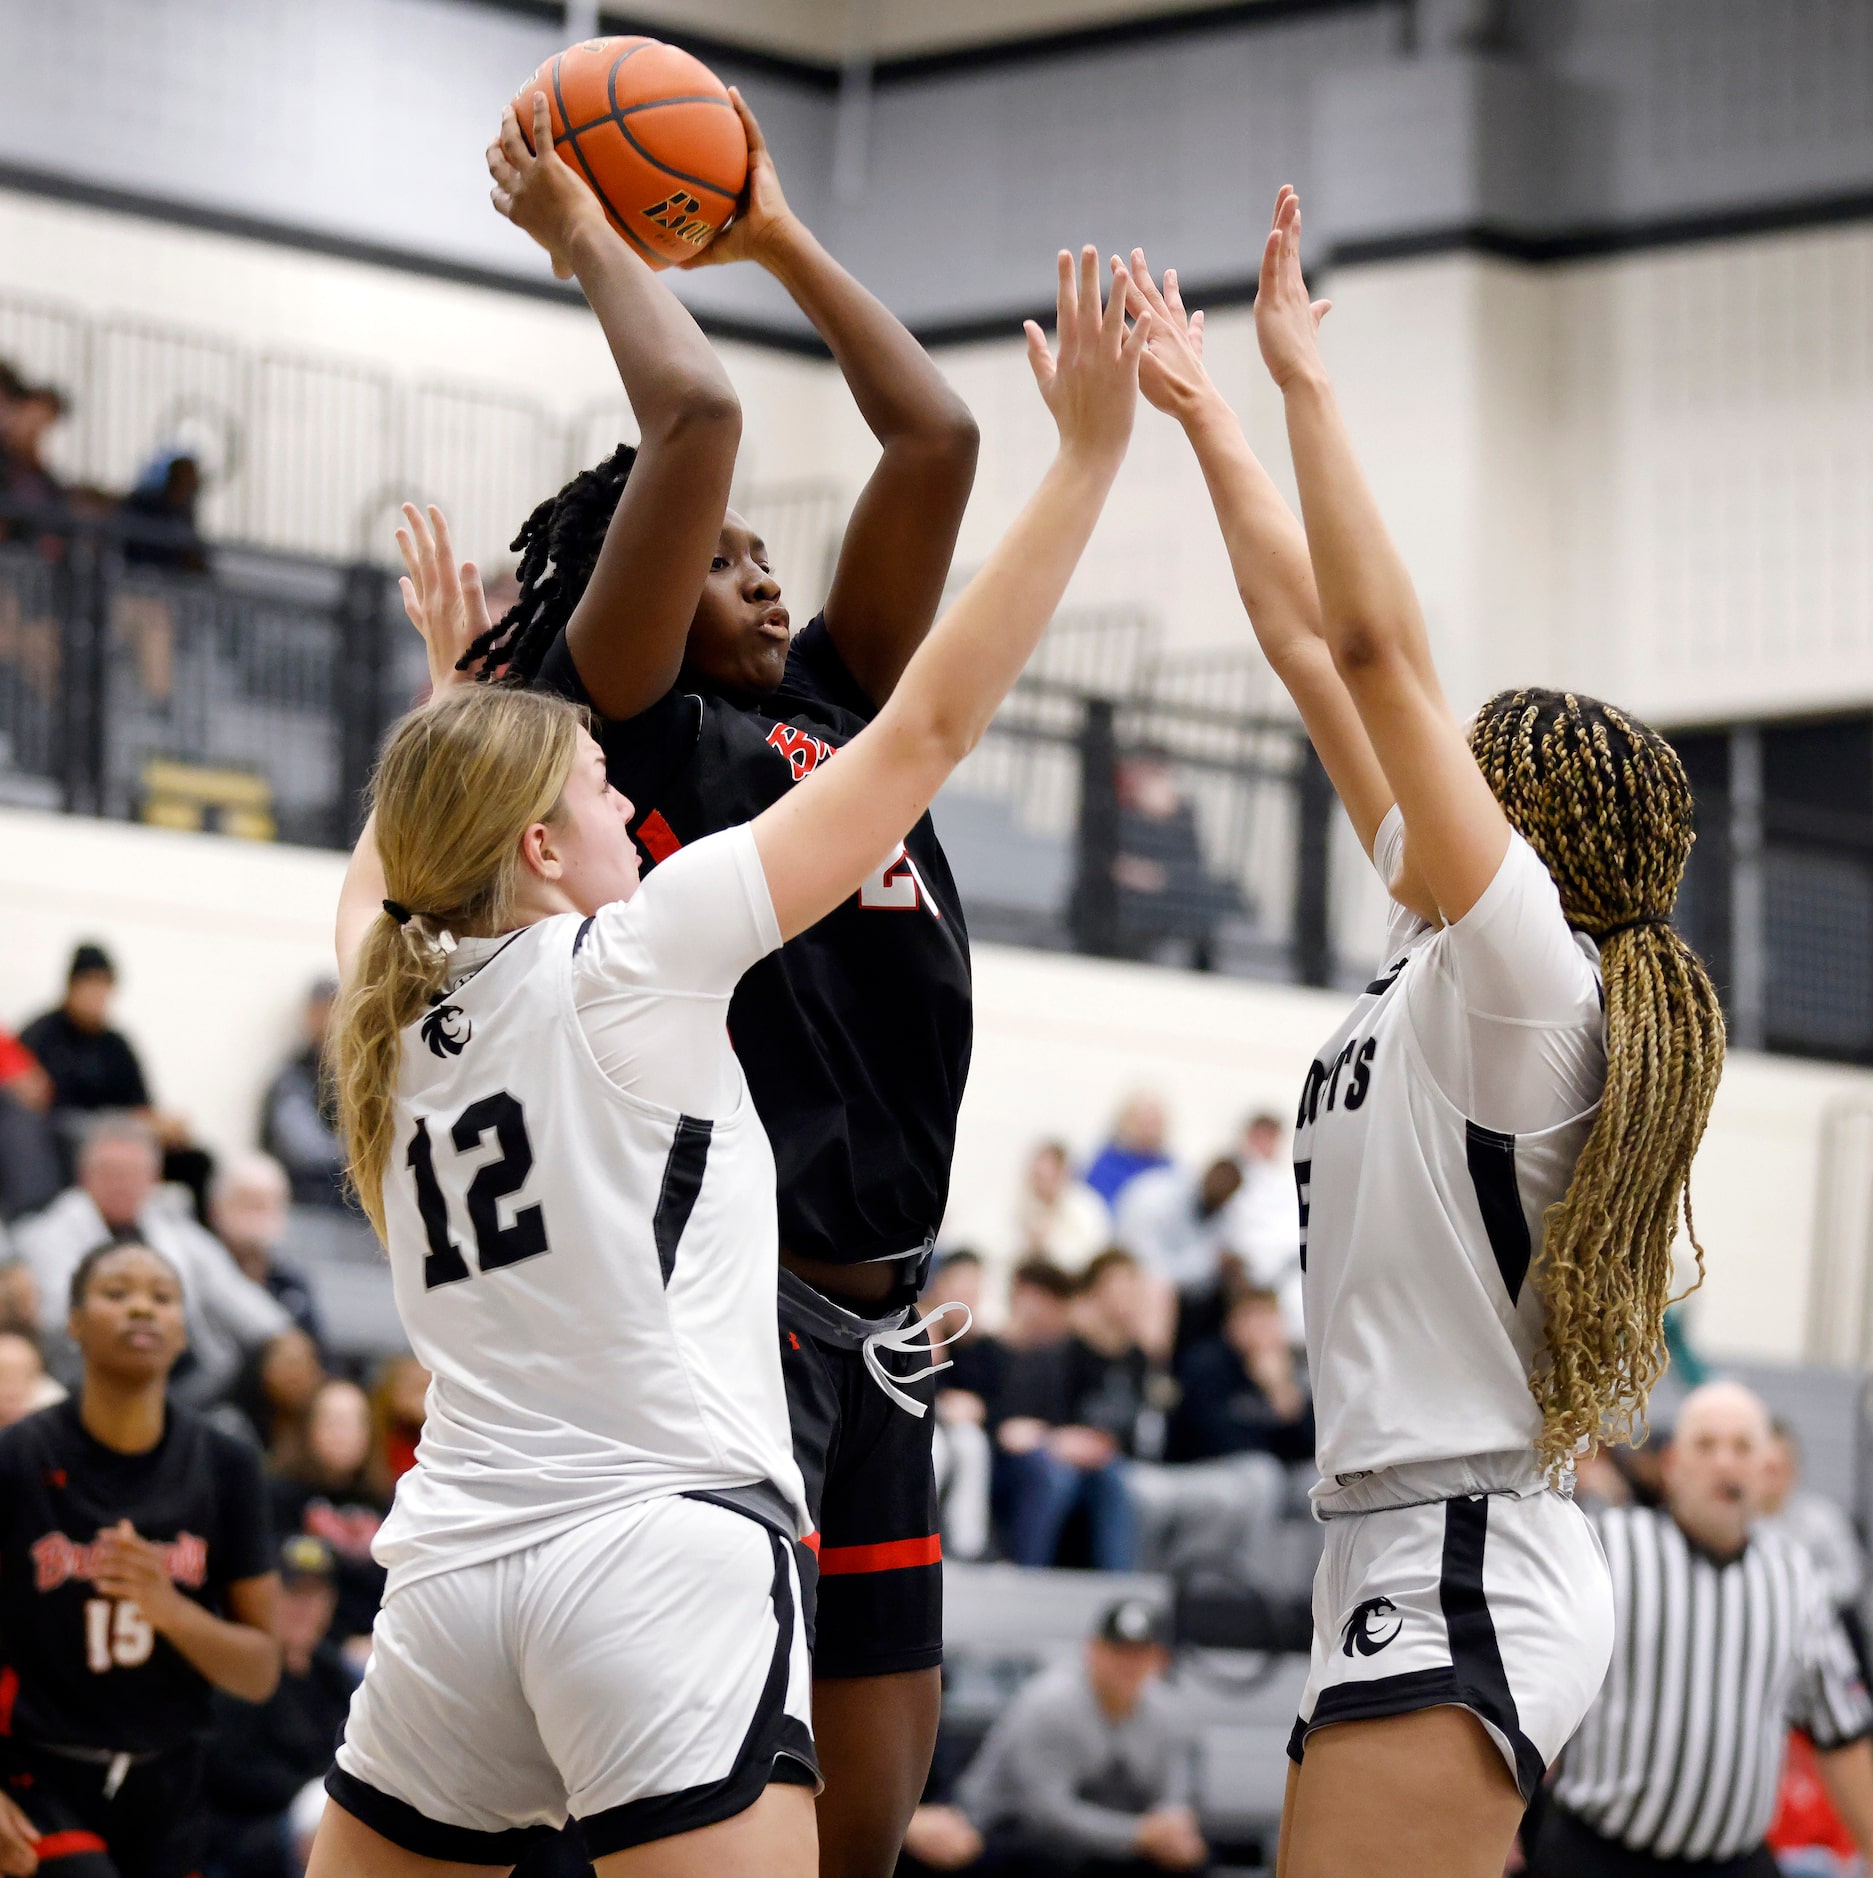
[0, 1400, 273, 1755]
[536, 616, 973, 1267]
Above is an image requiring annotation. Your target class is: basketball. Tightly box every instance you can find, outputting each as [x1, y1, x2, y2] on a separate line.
[510, 36, 749, 270]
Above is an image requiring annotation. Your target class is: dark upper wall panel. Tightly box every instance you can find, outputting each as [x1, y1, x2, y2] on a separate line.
[2, 0, 1870, 344]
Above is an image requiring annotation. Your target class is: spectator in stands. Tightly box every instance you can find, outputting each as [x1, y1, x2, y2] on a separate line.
[259, 979, 346, 1209]
[0, 1327, 62, 1426]
[1760, 1417, 1868, 1616]
[1006, 1258, 1077, 1354]
[1168, 1283, 1314, 1466]
[369, 1351, 430, 1488]
[1112, 752, 1236, 971]
[1017, 1140, 1113, 1275]
[902, 1597, 1207, 1875]
[925, 1252, 1004, 1561]
[268, 1377, 388, 1652]
[0, 367, 70, 537]
[1219, 1113, 1303, 1340]
[210, 1151, 326, 1352]
[224, 1319, 326, 1460]
[202, 1534, 358, 1878]
[1114, 1154, 1242, 1352]
[12, 1114, 298, 1408]
[995, 1250, 1156, 1570]
[18, 941, 210, 1212]
[0, 1257, 39, 1334]
[1083, 1092, 1172, 1209]
[0, 1024, 60, 1221]
[121, 447, 208, 573]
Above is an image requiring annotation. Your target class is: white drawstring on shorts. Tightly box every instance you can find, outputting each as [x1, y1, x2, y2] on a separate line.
[861, 1302, 974, 1418]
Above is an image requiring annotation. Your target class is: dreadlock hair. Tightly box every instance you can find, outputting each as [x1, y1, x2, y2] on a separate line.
[1467, 688, 1726, 1475]
[458, 443, 639, 687]
[330, 686, 584, 1241]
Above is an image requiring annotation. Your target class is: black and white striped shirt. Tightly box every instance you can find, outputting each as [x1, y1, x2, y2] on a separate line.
[1552, 1505, 1872, 1861]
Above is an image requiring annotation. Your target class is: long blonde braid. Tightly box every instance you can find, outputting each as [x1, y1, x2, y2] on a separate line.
[1468, 689, 1727, 1472]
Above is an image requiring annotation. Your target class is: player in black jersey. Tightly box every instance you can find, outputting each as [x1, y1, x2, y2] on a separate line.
[0, 1242, 279, 1878]
[401, 88, 980, 1878]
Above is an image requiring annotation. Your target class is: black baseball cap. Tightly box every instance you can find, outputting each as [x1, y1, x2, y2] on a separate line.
[1095, 1597, 1170, 1649]
[68, 943, 115, 982]
[279, 1534, 336, 1585]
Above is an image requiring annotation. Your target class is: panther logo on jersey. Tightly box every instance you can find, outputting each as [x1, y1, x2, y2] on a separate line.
[1340, 1595, 1402, 1657]
[422, 1002, 472, 1058]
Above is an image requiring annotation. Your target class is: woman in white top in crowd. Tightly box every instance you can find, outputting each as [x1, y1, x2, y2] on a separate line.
[304, 247, 1149, 1878]
[1126, 192, 1726, 1878]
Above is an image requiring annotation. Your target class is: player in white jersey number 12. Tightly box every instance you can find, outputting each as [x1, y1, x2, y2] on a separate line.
[1125, 192, 1728, 1877]
[301, 247, 1149, 1878]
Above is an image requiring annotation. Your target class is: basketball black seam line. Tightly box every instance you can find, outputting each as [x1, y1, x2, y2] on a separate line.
[604, 46, 745, 203]
[551, 56, 669, 266]
[557, 111, 742, 203]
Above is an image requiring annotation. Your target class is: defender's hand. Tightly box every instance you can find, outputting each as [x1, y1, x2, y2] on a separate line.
[1024, 246, 1150, 473]
[488, 93, 609, 279]
[1254, 187, 1333, 393]
[1121, 250, 1217, 425]
[395, 503, 491, 693]
[684, 88, 797, 269]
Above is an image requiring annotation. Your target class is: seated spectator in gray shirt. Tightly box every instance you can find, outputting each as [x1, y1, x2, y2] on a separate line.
[259, 980, 346, 1210]
[903, 1598, 1207, 1876]
[12, 1116, 296, 1408]
[210, 1151, 327, 1355]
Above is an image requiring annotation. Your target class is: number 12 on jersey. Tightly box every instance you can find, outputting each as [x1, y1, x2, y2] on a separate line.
[406, 1091, 550, 1290]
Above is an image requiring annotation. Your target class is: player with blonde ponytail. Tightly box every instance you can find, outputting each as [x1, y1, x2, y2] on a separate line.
[306, 246, 1150, 1878]
[1125, 191, 1723, 1878]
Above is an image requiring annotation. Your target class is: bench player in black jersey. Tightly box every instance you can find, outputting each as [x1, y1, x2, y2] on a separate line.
[400, 87, 979, 1878]
[0, 1242, 279, 1878]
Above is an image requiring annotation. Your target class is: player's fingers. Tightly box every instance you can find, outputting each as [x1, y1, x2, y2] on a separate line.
[461, 562, 491, 632]
[429, 508, 460, 594]
[1189, 308, 1206, 357]
[498, 103, 532, 169]
[1128, 248, 1169, 323]
[728, 87, 768, 155]
[1258, 226, 1282, 303]
[1163, 266, 1188, 322]
[1078, 245, 1102, 350]
[1103, 260, 1132, 351]
[399, 576, 423, 631]
[1024, 319, 1055, 391]
[1312, 297, 1333, 329]
[1121, 305, 1152, 366]
[491, 186, 515, 218]
[530, 92, 554, 164]
[1052, 250, 1076, 361]
[487, 143, 521, 192]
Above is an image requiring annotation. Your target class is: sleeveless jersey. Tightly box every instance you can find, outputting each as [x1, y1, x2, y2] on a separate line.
[536, 616, 972, 1268]
[1295, 811, 1605, 1507]
[373, 828, 810, 1596]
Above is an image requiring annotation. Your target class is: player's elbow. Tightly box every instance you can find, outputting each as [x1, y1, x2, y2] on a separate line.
[654, 378, 743, 450]
[236, 1637, 284, 1704]
[1328, 615, 1404, 677]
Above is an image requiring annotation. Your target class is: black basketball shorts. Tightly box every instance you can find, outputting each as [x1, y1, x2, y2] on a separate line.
[0, 1742, 204, 1878]
[778, 1269, 943, 1681]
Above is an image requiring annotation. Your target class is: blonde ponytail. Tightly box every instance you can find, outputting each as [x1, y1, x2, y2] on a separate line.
[332, 687, 584, 1240]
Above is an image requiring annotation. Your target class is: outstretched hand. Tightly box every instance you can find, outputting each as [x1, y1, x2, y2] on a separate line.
[1255, 186, 1333, 391]
[487, 92, 609, 279]
[684, 88, 796, 268]
[395, 503, 491, 694]
[1024, 246, 1150, 470]
[1120, 248, 1214, 423]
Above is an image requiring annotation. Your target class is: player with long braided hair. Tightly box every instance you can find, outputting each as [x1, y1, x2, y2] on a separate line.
[1123, 191, 1724, 1877]
[403, 86, 980, 1878]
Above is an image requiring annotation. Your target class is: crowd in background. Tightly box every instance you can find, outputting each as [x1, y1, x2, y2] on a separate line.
[4, 938, 1872, 1875]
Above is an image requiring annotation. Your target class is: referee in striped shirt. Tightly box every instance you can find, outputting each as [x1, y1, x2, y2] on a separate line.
[1529, 1381, 1873, 1876]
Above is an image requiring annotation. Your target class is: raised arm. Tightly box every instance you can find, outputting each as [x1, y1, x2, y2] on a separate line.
[1124, 251, 1394, 861]
[754, 248, 1145, 938]
[692, 91, 978, 703]
[1257, 187, 1509, 922]
[488, 94, 741, 718]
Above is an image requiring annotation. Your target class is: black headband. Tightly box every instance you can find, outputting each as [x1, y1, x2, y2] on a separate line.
[382, 899, 413, 926]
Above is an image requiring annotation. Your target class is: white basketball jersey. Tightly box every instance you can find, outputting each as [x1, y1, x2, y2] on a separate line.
[1296, 811, 1605, 1508]
[372, 827, 809, 1594]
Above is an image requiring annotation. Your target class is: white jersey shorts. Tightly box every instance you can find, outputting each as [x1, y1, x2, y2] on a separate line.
[327, 1494, 817, 1862]
[1288, 1486, 1613, 1801]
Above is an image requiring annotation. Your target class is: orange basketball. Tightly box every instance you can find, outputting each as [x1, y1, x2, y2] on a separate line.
[511, 37, 748, 271]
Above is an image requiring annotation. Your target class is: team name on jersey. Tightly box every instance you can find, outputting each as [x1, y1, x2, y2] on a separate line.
[766, 723, 836, 782]
[1297, 1035, 1378, 1128]
[32, 1531, 208, 1593]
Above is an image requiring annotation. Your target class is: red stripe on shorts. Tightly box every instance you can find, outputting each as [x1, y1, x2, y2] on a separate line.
[35, 1832, 110, 1860]
[817, 1534, 941, 1576]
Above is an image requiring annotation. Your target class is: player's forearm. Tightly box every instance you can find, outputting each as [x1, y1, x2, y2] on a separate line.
[1817, 1739, 1873, 1852]
[1183, 396, 1328, 672]
[758, 218, 976, 452]
[1279, 371, 1429, 678]
[335, 810, 387, 986]
[156, 1598, 281, 1703]
[564, 221, 741, 442]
